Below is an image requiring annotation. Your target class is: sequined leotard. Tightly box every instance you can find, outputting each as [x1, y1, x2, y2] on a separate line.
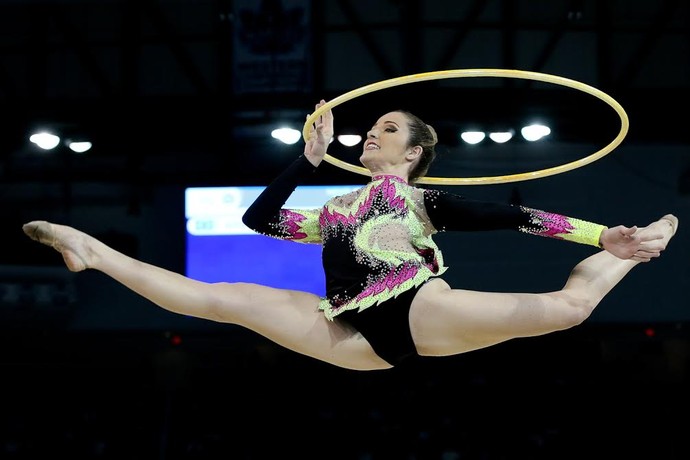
[242, 155, 607, 324]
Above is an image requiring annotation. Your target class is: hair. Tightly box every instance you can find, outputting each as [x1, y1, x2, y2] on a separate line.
[398, 110, 438, 185]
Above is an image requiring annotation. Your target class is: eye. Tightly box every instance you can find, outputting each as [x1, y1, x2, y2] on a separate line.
[385, 127, 397, 133]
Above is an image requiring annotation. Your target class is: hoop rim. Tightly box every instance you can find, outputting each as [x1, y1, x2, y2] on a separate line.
[302, 68, 629, 185]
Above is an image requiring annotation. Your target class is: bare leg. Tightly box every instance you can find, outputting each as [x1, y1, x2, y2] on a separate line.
[22, 221, 391, 370]
[410, 214, 678, 357]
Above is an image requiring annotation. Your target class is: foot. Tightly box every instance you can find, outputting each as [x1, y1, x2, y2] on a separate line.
[634, 214, 678, 253]
[660, 214, 679, 237]
[22, 221, 92, 272]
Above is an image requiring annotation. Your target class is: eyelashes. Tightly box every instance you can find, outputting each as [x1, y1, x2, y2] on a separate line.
[368, 126, 398, 133]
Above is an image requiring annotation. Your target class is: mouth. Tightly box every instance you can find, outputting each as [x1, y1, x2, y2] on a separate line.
[364, 141, 380, 151]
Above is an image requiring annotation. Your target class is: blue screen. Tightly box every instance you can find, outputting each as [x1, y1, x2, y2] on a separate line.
[185, 184, 360, 295]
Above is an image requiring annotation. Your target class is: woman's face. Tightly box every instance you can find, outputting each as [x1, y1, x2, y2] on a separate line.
[359, 111, 417, 174]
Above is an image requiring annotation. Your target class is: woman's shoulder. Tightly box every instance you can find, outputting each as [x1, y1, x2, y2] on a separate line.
[324, 184, 365, 207]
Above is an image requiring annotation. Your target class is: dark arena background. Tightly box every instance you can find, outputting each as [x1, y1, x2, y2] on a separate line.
[1, 1, 689, 459]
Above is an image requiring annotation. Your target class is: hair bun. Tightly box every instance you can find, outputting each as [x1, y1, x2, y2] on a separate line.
[426, 124, 438, 145]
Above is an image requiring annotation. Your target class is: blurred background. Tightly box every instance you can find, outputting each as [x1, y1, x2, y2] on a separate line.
[1, 0, 689, 458]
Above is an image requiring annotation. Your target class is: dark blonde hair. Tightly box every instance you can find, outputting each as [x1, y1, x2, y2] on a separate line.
[397, 110, 438, 185]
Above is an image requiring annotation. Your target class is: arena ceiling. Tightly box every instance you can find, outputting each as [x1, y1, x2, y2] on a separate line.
[0, 0, 688, 187]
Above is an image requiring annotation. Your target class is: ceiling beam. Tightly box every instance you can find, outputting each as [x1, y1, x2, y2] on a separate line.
[615, 0, 682, 89]
[335, 0, 397, 77]
[435, 0, 488, 70]
[142, 0, 211, 94]
[49, 4, 114, 96]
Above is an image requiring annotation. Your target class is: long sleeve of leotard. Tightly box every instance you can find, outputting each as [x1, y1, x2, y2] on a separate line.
[423, 189, 606, 247]
[241, 155, 323, 244]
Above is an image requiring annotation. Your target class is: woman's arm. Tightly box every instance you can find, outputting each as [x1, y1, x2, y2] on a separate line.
[242, 100, 334, 243]
[423, 189, 668, 261]
[241, 155, 322, 243]
[423, 189, 605, 247]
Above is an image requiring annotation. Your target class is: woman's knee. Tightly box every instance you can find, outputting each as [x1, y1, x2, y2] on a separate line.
[552, 290, 598, 327]
[205, 281, 267, 321]
[208, 281, 315, 322]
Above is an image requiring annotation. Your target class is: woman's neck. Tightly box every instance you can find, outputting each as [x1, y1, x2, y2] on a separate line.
[367, 166, 409, 183]
[371, 173, 408, 184]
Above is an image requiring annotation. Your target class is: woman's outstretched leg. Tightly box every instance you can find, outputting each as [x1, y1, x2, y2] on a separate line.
[22, 221, 392, 370]
[23, 220, 235, 321]
[409, 214, 678, 357]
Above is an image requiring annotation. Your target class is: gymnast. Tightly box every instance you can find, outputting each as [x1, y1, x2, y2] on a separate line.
[23, 100, 677, 370]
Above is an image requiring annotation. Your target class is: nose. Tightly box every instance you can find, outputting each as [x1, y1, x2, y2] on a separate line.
[367, 129, 378, 139]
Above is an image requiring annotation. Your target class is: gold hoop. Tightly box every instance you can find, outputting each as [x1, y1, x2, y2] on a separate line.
[303, 68, 629, 185]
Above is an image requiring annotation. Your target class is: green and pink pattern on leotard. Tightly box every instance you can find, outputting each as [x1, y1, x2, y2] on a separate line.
[275, 208, 322, 243]
[316, 176, 446, 319]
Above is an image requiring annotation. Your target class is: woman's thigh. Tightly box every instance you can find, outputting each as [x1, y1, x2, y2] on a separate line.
[211, 282, 392, 371]
[409, 278, 586, 357]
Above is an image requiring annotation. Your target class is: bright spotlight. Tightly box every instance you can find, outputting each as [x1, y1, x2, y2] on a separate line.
[460, 131, 486, 145]
[337, 134, 362, 147]
[488, 131, 514, 143]
[521, 124, 551, 142]
[68, 141, 93, 153]
[271, 127, 301, 145]
[29, 132, 61, 150]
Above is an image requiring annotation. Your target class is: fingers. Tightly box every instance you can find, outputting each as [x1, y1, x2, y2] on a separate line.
[635, 249, 661, 259]
[307, 101, 329, 130]
[631, 255, 652, 263]
[640, 239, 667, 251]
[312, 100, 335, 142]
[306, 113, 315, 134]
[631, 239, 667, 261]
[632, 247, 662, 261]
[319, 99, 333, 120]
[313, 99, 333, 126]
[306, 101, 326, 127]
[618, 225, 637, 237]
[314, 99, 328, 117]
[632, 249, 664, 262]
